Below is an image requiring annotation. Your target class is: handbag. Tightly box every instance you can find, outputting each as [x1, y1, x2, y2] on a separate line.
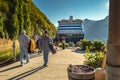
[49, 43, 56, 54]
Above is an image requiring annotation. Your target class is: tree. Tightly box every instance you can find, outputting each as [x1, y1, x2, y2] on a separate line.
[0, 11, 4, 38]
[0, 0, 56, 39]
[18, 0, 24, 34]
[23, 3, 31, 35]
[0, 0, 9, 13]
[7, 0, 19, 39]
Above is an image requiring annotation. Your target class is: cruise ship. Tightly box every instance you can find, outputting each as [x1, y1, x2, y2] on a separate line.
[57, 16, 84, 43]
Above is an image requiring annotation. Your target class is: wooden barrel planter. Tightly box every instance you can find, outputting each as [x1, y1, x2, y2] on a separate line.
[67, 65, 95, 80]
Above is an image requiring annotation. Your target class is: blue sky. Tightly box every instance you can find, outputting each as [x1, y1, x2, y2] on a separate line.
[32, 0, 109, 27]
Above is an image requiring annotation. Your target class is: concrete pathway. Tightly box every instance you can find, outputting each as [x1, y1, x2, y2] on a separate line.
[0, 48, 85, 80]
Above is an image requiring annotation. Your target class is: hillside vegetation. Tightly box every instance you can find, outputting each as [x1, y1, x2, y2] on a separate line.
[0, 0, 56, 39]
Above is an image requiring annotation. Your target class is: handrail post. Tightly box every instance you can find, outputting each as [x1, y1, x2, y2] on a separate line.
[12, 41, 16, 61]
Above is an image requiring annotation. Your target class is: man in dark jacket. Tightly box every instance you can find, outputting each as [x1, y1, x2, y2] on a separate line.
[40, 30, 51, 67]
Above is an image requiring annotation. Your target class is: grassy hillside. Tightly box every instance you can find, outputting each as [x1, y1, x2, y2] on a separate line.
[0, 0, 56, 39]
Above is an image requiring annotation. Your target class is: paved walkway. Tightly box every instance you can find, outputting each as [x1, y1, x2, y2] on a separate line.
[0, 48, 85, 80]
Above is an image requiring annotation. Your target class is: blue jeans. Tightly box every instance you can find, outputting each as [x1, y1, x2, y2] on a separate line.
[43, 50, 49, 65]
[20, 46, 30, 64]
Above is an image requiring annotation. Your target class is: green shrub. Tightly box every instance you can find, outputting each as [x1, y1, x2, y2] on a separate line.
[58, 42, 69, 48]
[0, 49, 13, 62]
[93, 40, 106, 52]
[85, 46, 90, 53]
[80, 39, 106, 52]
[16, 48, 20, 59]
[0, 48, 20, 62]
[65, 43, 69, 47]
[84, 52, 104, 68]
[80, 39, 93, 51]
[58, 42, 62, 47]
[0, 49, 12, 56]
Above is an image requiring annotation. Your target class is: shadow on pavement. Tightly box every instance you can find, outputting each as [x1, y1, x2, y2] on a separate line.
[8, 66, 45, 80]
[0, 65, 21, 73]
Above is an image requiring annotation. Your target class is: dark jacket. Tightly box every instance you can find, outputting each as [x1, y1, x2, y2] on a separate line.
[40, 35, 51, 51]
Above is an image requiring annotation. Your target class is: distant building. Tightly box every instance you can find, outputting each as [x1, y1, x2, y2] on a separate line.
[57, 16, 84, 43]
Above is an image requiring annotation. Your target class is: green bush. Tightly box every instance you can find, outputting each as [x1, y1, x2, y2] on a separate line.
[80, 39, 93, 51]
[84, 52, 104, 68]
[65, 43, 69, 47]
[58, 42, 62, 47]
[0, 49, 13, 62]
[58, 42, 69, 48]
[85, 46, 90, 53]
[92, 40, 106, 52]
[80, 39, 106, 52]
[0, 52, 12, 62]
[0, 49, 12, 56]
[0, 48, 20, 62]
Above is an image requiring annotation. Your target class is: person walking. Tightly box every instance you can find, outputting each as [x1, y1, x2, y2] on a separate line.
[40, 30, 51, 67]
[62, 36, 66, 50]
[28, 36, 35, 54]
[54, 35, 59, 49]
[36, 35, 42, 55]
[18, 30, 30, 66]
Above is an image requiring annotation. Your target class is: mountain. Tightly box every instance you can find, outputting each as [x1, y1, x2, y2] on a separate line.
[83, 16, 109, 42]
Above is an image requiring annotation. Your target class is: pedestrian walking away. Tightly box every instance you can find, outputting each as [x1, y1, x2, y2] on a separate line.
[36, 35, 42, 55]
[28, 36, 35, 54]
[40, 30, 52, 67]
[54, 35, 59, 49]
[62, 36, 66, 50]
[18, 30, 30, 66]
